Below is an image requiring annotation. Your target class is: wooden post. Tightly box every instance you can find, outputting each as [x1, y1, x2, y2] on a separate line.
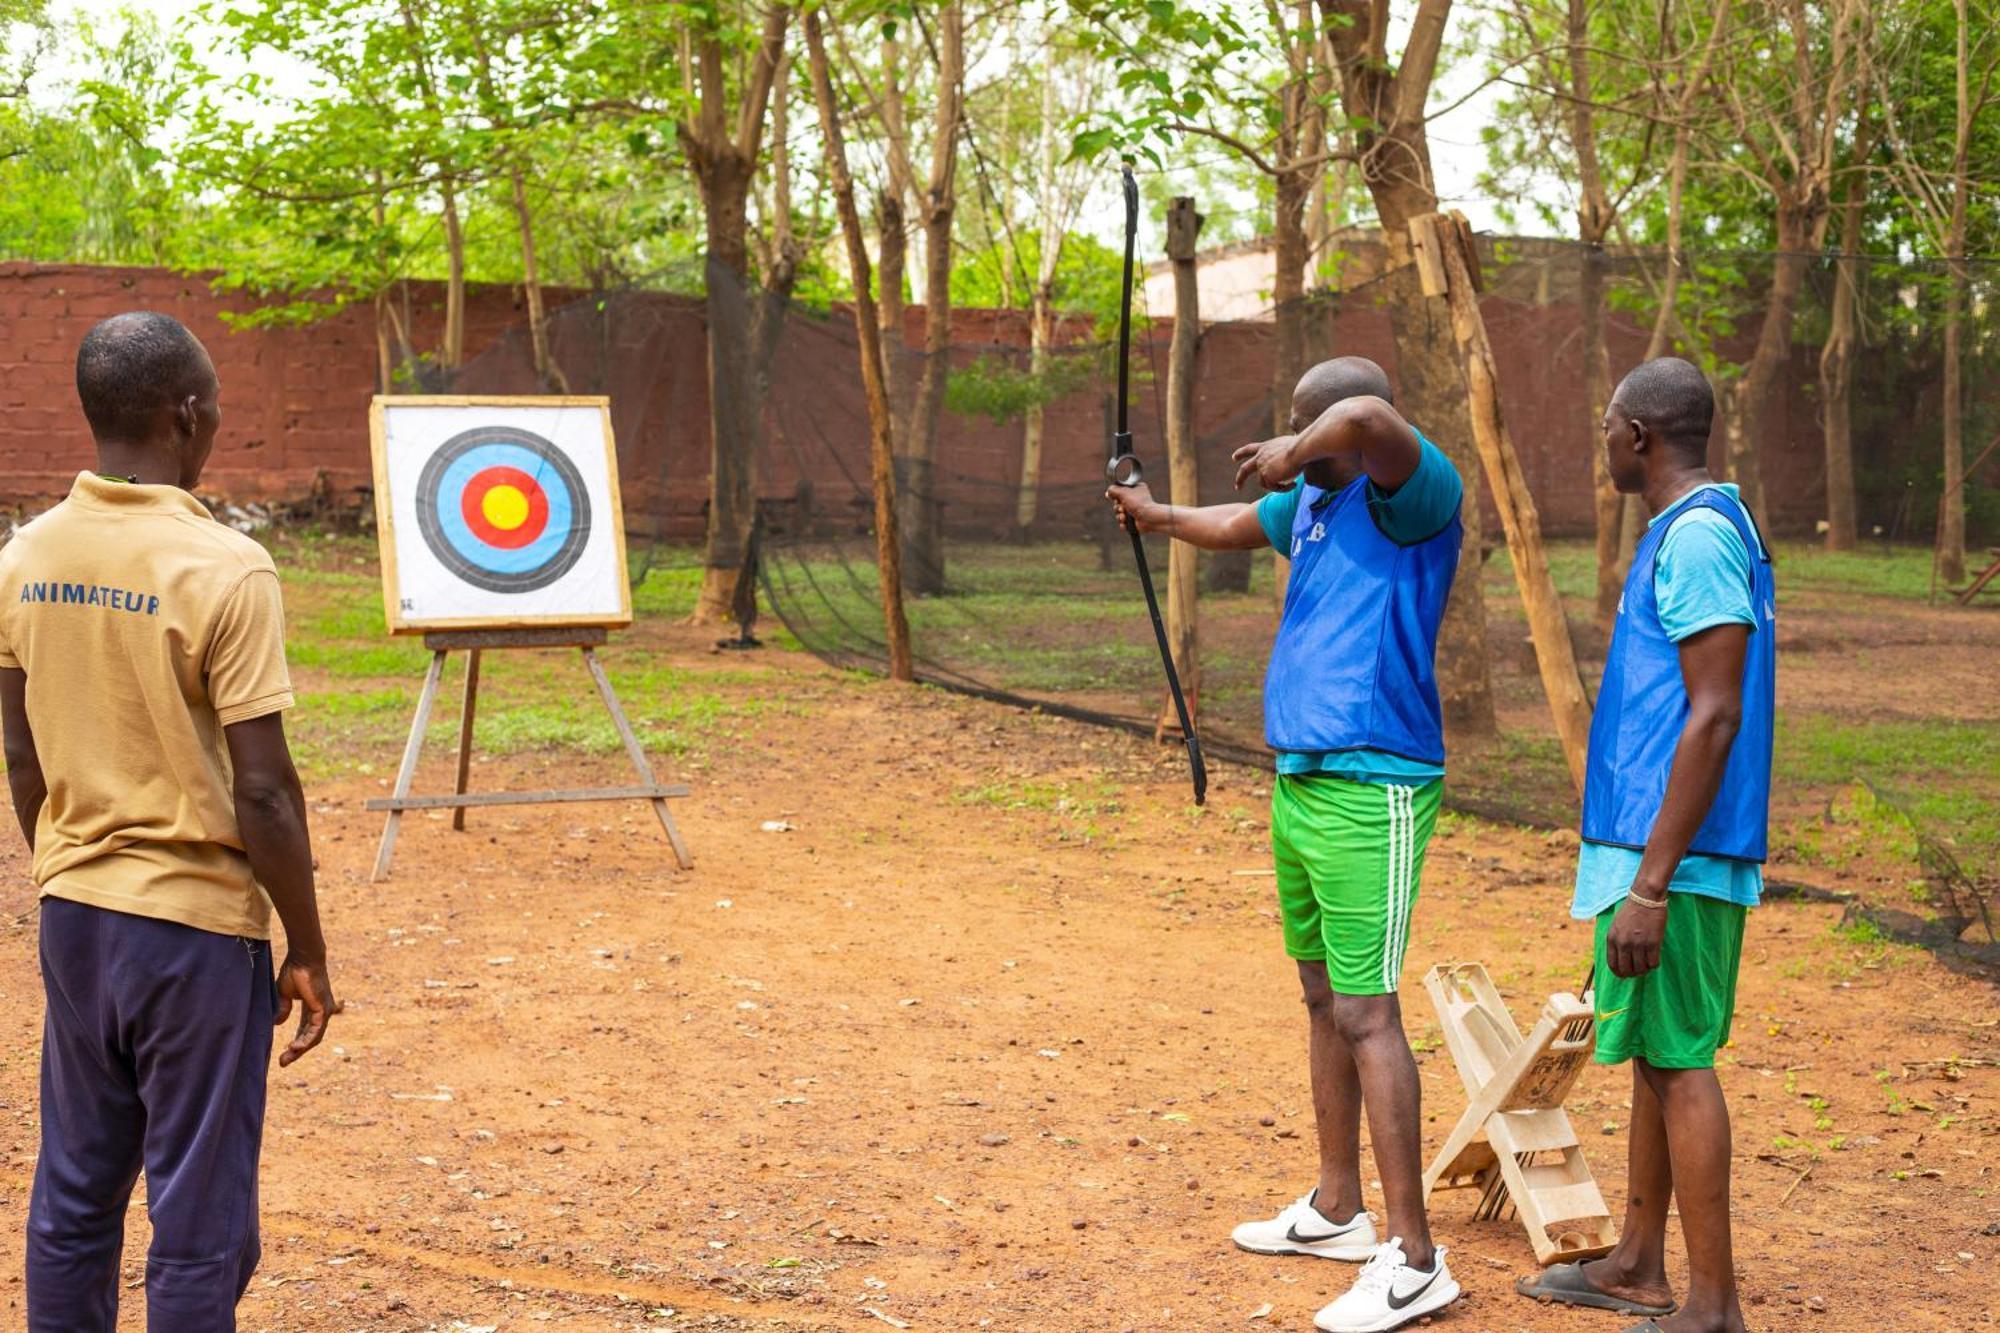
[1414, 212, 1592, 793]
[451, 647, 482, 831]
[1160, 196, 1203, 739]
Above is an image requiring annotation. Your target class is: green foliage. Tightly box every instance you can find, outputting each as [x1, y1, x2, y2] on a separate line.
[944, 347, 1097, 422]
[0, 15, 202, 266]
[951, 229, 1124, 320]
[1065, 0, 1283, 168]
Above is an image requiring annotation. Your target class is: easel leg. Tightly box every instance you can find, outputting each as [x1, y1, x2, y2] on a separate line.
[451, 648, 482, 832]
[581, 646, 692, 869]
[372, 649, 448, 883]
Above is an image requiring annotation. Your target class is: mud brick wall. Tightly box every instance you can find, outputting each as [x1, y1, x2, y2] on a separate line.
[0, 260, 1849, 539]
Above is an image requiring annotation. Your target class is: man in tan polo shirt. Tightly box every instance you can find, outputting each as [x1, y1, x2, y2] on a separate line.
[0, 311, 336, 1332]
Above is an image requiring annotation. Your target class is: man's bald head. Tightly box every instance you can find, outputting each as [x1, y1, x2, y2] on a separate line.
[1610, 356, 1713, 459]
[1292, 356, 1393, 425]
[75, 312, 217, 446]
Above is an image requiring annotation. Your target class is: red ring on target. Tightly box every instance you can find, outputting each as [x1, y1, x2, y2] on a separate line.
[459, 465, 551, 550]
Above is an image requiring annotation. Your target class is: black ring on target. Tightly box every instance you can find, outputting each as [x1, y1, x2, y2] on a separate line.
[414, 425, 592, 594]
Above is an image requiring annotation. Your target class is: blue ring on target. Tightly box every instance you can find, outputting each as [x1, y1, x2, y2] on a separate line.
[415, 426, 592, 594]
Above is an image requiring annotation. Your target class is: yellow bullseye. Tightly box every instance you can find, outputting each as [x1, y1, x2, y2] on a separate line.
[480, 483, 531, 531]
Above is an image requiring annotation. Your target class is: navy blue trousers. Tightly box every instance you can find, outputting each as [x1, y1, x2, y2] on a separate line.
[28, 897, 275, 1332]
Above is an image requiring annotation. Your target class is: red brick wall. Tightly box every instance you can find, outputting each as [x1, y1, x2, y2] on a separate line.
[0, 263, 535, 505]
[0, 261, 1840, 537]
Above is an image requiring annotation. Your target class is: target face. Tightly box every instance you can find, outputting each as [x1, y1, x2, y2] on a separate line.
[415, 426, 591, 593]
[371, 397, 631, 633]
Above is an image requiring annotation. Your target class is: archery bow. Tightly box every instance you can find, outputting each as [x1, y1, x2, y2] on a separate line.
[1106, 164, 1207, 806]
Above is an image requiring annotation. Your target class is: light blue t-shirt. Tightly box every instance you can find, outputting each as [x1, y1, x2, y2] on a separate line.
[1256, 438, 1462, 785]
[1573, 483, 1767, 919]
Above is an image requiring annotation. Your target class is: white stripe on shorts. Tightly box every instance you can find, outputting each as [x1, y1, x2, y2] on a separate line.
[1383, 784, 1413, 991]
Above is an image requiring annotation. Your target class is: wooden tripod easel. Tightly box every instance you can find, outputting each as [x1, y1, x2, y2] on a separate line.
[1421, 962, 1616, 1266]
[365, 626, 692, 882]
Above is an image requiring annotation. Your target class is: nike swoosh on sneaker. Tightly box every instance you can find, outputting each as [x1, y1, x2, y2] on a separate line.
[1285, 1219, 1360, 1245]
[1385, 1269, 1440, 1310]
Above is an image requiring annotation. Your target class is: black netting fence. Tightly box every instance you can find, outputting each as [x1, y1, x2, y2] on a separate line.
[449, 238, 2000, 821]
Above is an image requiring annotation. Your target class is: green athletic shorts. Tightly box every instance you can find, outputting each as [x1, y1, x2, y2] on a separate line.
[1591, 892, 1747, 1069]
[1271, 774, 1442, 995]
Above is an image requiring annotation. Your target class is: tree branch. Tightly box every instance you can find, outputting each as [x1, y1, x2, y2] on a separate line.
[1395, 0, 1453, 125]
[733, 4, 792, 162]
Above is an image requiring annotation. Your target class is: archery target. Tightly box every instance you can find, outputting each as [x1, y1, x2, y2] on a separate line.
[372, 398, 630, 632]
[416, 427, 590, 593]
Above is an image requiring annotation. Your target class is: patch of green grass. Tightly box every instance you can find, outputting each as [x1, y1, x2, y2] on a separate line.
[1769, 542, 1940, 601]
[1485, 542, 1599, 605]
[1832, 916, 1886, 948]
[1776, 717, 2000, 871]
[1483, 537, 1944, 610]
[1778, 716, 1999, 785]
[956, 778, 1124, 816]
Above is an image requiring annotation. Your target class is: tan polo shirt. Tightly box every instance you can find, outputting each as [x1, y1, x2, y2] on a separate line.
[0, 472, 294, 938]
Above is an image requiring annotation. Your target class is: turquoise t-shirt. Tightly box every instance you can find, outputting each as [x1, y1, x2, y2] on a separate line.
[1572, 483, 1767, 918]
[1256, 437, 1462, 785]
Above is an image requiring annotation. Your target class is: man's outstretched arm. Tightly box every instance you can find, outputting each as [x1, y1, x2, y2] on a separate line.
[1234, 395, 1425, 495]
[0, 668, 45, 848]
[225, 712, 336, 1066]
[1105, 481, 1270, 550]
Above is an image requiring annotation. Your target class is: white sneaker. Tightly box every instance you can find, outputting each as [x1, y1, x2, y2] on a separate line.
[1314, 1237, 1460, 1333]
[1230, 1190, 1379, 1261]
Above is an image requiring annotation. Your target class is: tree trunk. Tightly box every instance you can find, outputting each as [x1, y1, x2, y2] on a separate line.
[374, 292, 394, 393]
[1319, 0, 1495, 736]
[1819, 180, 1864, 551]
[1563, 0, 1622, 630]
[1725, 201, 1814, 517]
[1014, 47, 1063, 535]
[684, 8, 790, 626]
[372, 178, 394, 392]
[1017, 290, 1052, 533]
[397, 0, 463, 375]
[511, 165, 568, 392]
[804, 8, 912, 680]
[1421, 213, 1591, 790]
[903, 1, 963, 596]
[1163, 196, 1203, 736]
[1941, 259, 1967, 584]
[1271, 162, 1310, 434]
[1628, 0, 1727, 579]
[695, 166, 760, 624]
[875, 33, 913, 451]
[878, 187, 908, 433]
[1580, 246, 1622, 628]
[1938, 0, 1971, 585]
[751, 55, 801, 462]
[439, 178, 466, 371]
[1270, 14, 1313, 432]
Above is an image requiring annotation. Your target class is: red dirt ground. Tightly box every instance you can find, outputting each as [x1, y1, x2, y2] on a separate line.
[0, 623, 1994, 1331]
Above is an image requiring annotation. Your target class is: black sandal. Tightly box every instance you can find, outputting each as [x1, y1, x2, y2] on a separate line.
[1515, 1262, 1677, 1317]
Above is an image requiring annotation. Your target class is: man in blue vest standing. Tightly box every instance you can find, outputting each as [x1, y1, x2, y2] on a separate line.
[1516, 356, 1772, 1333]
[1108, 356, 1464, 1333]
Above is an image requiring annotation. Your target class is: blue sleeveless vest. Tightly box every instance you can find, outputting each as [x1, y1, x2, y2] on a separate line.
[1580, 489, 1776, 862]
[1263, 475, 1462, 764]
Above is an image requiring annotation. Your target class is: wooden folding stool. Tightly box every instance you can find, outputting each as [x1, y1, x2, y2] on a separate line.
[1421, 962, 1616, 1266]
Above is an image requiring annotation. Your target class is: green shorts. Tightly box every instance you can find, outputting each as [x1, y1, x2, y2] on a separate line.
[1591, 893, 1747, 1069]
[1271, 774, 1441, 995]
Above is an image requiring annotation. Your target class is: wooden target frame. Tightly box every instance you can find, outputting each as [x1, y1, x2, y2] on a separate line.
[364, 396, 688, 879]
